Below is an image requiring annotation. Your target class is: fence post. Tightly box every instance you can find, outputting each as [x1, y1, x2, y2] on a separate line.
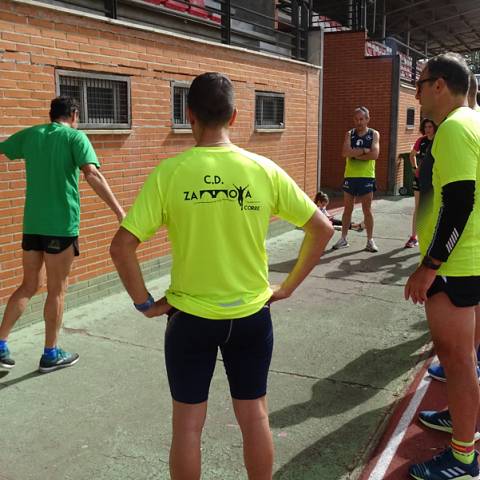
[221, 0, 231, 44]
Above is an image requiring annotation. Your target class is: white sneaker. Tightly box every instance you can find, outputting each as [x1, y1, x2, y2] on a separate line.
[365, 239, 378, 252]
[332, 237, 349, 250]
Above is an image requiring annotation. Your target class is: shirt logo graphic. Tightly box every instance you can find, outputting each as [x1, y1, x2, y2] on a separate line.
[183, 175, 260, 211]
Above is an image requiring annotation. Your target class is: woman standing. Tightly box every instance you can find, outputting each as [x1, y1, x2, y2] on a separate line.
[404, 118, 437, 248]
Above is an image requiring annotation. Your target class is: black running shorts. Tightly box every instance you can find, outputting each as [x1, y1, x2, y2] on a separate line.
[427, 275, 480, 307]
[164, 306, 273, 404]
[22, 234, 80, 256]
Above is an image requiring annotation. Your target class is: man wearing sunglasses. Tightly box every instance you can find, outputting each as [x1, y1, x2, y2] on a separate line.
[405, 53, 480, 480]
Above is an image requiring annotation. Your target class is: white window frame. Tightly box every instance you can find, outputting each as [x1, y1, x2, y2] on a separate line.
[406, 107, 415, 130]
[171, 81, 191, 130]
[255, 91, 285, 131]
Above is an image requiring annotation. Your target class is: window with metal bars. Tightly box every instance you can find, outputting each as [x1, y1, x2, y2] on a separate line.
[255, 92, 285, 130]
[406, 107, 415, 129]
[56, 70, 131, 129]
[172, 82, 190, 129]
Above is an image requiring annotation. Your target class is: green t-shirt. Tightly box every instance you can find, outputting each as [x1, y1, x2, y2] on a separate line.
[418, 107, 480, 276]
[122, 145, 317, 319]
[0, 123, 100, 236]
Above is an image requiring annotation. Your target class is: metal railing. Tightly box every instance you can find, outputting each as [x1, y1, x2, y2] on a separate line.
[41, 0, 312, 61]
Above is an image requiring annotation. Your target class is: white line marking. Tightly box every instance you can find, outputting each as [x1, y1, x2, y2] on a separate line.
[367, 371, 432, 480]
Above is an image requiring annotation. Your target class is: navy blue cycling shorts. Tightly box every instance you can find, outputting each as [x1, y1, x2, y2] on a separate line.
[164, 306, 273, 404]
[342, 177, 376, 197]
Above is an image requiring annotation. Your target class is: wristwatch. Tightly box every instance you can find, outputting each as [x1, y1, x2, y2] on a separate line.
[134, 293, 155, 312]
[421, 256, 441, 270]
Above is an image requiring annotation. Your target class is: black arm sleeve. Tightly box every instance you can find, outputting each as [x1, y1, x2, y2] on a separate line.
[427, 180, 475, 262]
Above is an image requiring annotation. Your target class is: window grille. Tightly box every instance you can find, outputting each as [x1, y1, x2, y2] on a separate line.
[56, 70, 131, 129]
[406, 107, 415, 129]
[172, 82, 190, 129]
[255, 92, 285, 129]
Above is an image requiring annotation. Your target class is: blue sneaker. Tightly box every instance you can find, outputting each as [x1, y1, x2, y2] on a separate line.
[419, 410, 480, 441]
[409, 448, 479, 479]
[428, 363, 480, 383]
[0, 345, 15, 369]
[38, 347, 79, 374]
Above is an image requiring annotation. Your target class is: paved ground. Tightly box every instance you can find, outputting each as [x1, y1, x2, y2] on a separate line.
[0, 196, 431, 480]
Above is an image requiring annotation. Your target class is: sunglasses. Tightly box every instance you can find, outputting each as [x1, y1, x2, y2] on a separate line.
[416, 76, 443, 93]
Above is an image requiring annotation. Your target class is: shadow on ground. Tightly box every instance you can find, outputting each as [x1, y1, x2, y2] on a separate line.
[270, 247, 418, 285]
[271, 331, 430, 479]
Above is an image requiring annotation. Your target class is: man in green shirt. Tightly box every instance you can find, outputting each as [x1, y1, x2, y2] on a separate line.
[0, 96, 125, 373]
[110, 72, 333, 479]
[405, 53, 480, 480]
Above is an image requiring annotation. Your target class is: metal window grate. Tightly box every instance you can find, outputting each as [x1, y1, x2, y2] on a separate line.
[172, 83, 190, 129]
[255, 92, 285, 129]
[56, 70, 131, 129]
[406, 107, 415, 129]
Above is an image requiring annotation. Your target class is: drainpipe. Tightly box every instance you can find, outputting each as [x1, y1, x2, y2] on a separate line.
[388, 52, 401, 194]
[307, 27, 324, 191]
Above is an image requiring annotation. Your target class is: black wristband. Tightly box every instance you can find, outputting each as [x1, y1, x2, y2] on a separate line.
[134, 293, 155, 312]
[421, 256, 441, 270]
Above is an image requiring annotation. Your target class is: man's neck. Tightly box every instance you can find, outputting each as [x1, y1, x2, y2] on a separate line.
[433, 96, 467, 125]
[355, 127, 368, 135]
[195, 129, 231, 147]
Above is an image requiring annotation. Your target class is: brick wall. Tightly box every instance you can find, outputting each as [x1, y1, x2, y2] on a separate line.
[394, 85, 421, 189]
[321, 31, 394, 192]
[0, 0, 320, 307]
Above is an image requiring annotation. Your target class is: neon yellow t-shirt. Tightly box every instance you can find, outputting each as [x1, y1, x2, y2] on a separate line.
[344, 158, 376, 178]
[418, 107, 480, 276]
[122, 145, 317, 319]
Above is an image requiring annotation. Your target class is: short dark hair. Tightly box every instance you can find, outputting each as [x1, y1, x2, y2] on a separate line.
[314, 191, 329, 204]
[419, 118, 437, 135]
[426, 52, 470, 96]
[468, 71, 479, 107]
[187, 72, 234, 127]
[354, 106, 370, 118]
[49, 96, 80, 122]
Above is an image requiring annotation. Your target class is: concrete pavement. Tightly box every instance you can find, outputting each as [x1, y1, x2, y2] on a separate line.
[0, 196, 430, 480]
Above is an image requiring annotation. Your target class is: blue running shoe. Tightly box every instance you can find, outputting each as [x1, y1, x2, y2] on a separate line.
[419, 410, 480, 441]
[38, 347, 79, 374]
[428, 363, 480, 383]
[409, 448, 479, 480]
[0, 345, 15, 369]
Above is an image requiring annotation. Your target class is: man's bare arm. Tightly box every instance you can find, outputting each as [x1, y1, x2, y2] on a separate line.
[81, 164, 125, 222]
[341, 131, 364, 158]
[269, 209, 334, 302]
[110, 227, 171, 317]
[352, 130, 380, 161]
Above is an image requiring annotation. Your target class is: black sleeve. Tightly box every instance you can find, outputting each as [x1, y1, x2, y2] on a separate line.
[427, 180, 475, 261]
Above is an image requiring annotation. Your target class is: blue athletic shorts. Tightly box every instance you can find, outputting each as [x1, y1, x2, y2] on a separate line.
[342, 177, 376, 197]
[164, 306, 273, 404]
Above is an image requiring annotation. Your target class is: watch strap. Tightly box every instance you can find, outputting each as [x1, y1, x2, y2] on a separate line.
[134, 293, 155, 312]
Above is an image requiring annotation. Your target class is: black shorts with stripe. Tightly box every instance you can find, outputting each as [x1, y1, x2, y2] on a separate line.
[427, 275, 480, 307]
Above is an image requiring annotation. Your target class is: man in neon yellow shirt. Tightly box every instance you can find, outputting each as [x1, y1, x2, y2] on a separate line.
[332, 106, 380, 252]
[110, 72, 333, 479]
[405, 53, 480, 480]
